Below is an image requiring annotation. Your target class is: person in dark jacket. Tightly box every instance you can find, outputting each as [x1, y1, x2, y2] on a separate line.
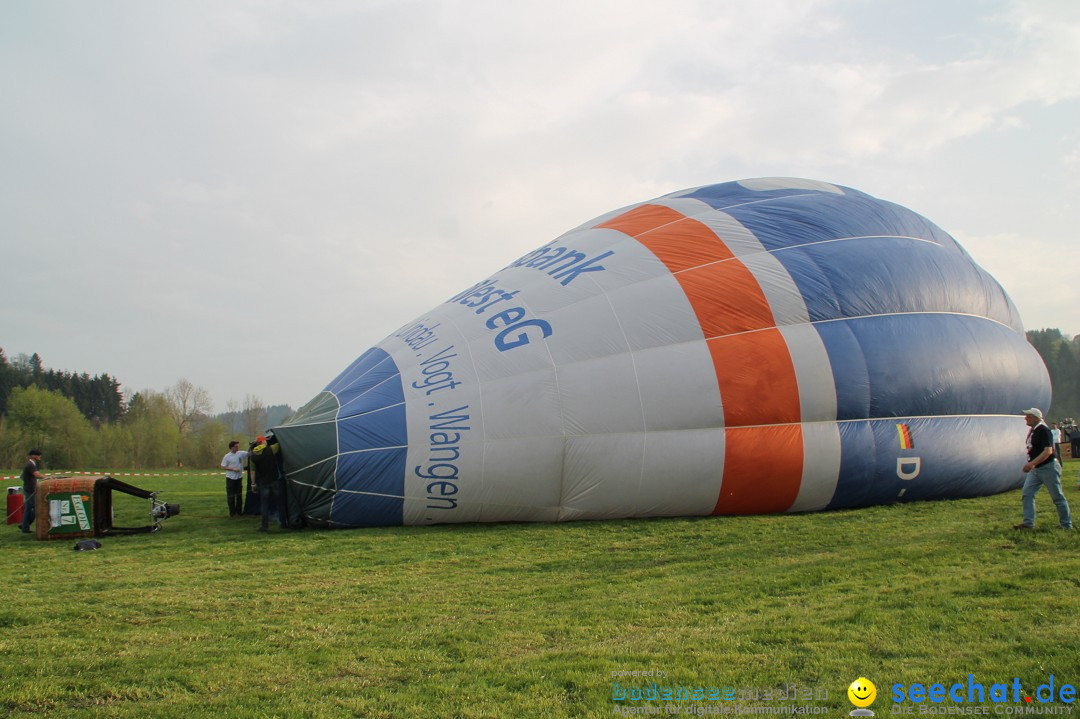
[19, 449, 44, 534]
[249, 434, 288, 532]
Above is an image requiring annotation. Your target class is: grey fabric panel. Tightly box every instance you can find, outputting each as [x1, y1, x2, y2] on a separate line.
[633, 341, 724, 432]
[789, 422, 843, 512]
[558, 429, 724, 520]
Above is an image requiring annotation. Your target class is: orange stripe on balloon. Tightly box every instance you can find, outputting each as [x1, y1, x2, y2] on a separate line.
[712, 425, 804, 514]
[598, 204, 684, 236]
[600, 203, 805, 514]
[707, 330, 802, 427]
[598, 205, 733, 272]
[678, 261, 775, 337]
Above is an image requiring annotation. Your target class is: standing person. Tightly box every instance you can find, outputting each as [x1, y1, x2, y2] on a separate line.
[1015, 408, 1072, 530]
[1050, 422, 1062, 463]
[220, 441, 249, 517]
[249, 434, 286, 532]
[19, 449, 44, 534]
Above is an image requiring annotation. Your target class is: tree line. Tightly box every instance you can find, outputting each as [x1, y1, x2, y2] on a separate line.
[0, 350, 123, 424]
[3, 329, 1079, 470]
[0, 348, 291, 470]
[1025, 329, 1080, 424]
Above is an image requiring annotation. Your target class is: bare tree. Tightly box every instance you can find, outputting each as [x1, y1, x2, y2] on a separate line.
[225, 398, 242, 434]
[242, 394, 268, 440]
[165, 378, 213, 466]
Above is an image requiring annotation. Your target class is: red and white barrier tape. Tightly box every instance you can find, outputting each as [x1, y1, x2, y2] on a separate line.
[2, 470, 227, 481]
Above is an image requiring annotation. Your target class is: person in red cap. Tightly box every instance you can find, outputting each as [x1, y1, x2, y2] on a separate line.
[249, 433, 287, 532]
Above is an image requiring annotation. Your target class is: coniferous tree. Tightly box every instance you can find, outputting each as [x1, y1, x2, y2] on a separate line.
[28, 352, 43, 382]
[0, 352, 126, 427]
[0, 349, 14, 416]
[1027, 329, 1080, 422]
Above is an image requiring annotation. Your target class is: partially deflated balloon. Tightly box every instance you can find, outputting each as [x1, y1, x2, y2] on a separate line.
[275, 177, 1050, 528]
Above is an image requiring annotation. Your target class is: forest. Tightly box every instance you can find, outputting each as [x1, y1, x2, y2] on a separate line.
[2, 329, 1079, 470]
[1024, 329, 1080, 423]
[0, 349, 291, 470]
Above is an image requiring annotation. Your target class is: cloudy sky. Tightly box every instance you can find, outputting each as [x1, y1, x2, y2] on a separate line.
[2, 0, 1078, 413]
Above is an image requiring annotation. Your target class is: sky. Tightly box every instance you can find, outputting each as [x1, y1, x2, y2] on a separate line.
[1, 0, 1078, 413]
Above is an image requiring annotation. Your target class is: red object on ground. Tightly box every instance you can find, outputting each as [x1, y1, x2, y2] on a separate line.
[6, 489, 23, 525]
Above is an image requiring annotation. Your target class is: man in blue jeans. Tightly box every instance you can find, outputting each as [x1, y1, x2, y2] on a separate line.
[1015, 408, 1071, 530]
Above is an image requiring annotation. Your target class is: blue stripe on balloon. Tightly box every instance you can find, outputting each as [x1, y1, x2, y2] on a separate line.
[329, 347, 407, 526]
[331, 448, 407, 527]
[337, 372, 405, 419]
[724, 192, 963, 254]
[769, 236, 1018, 328]
[680, 182, 846, 209]
[816, 314, 1049, 419]
[830, 420, 876, 509]
[826, 416, 1026, 510]
[325, 347, 395, 394]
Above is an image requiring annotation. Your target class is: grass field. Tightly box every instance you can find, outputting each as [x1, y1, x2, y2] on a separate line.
[2, 463, 1079, 718]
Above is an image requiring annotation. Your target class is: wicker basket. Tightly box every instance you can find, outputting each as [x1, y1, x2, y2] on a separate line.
[34, 477, 103, 541]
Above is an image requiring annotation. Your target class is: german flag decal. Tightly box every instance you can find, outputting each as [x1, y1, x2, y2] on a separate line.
[896, 423, 914, 450]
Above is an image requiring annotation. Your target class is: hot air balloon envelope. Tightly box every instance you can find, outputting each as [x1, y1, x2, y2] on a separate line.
[274, 178, 1050, 528]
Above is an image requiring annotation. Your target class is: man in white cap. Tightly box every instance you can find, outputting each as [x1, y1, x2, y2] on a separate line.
[1015, 408, 1071, 530]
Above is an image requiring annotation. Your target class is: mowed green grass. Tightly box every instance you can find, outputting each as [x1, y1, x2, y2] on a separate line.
[2, 463, 1079, 718]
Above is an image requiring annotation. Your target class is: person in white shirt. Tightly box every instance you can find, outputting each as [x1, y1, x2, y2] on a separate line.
[220, 441, 249, 517]
[1051, 422, 1062, 463]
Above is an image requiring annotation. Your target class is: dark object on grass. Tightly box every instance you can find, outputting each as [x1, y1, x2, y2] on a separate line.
[74, 539, 102, 551]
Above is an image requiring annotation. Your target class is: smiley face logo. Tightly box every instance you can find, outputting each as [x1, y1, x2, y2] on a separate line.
[848, 678, 877, 708]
